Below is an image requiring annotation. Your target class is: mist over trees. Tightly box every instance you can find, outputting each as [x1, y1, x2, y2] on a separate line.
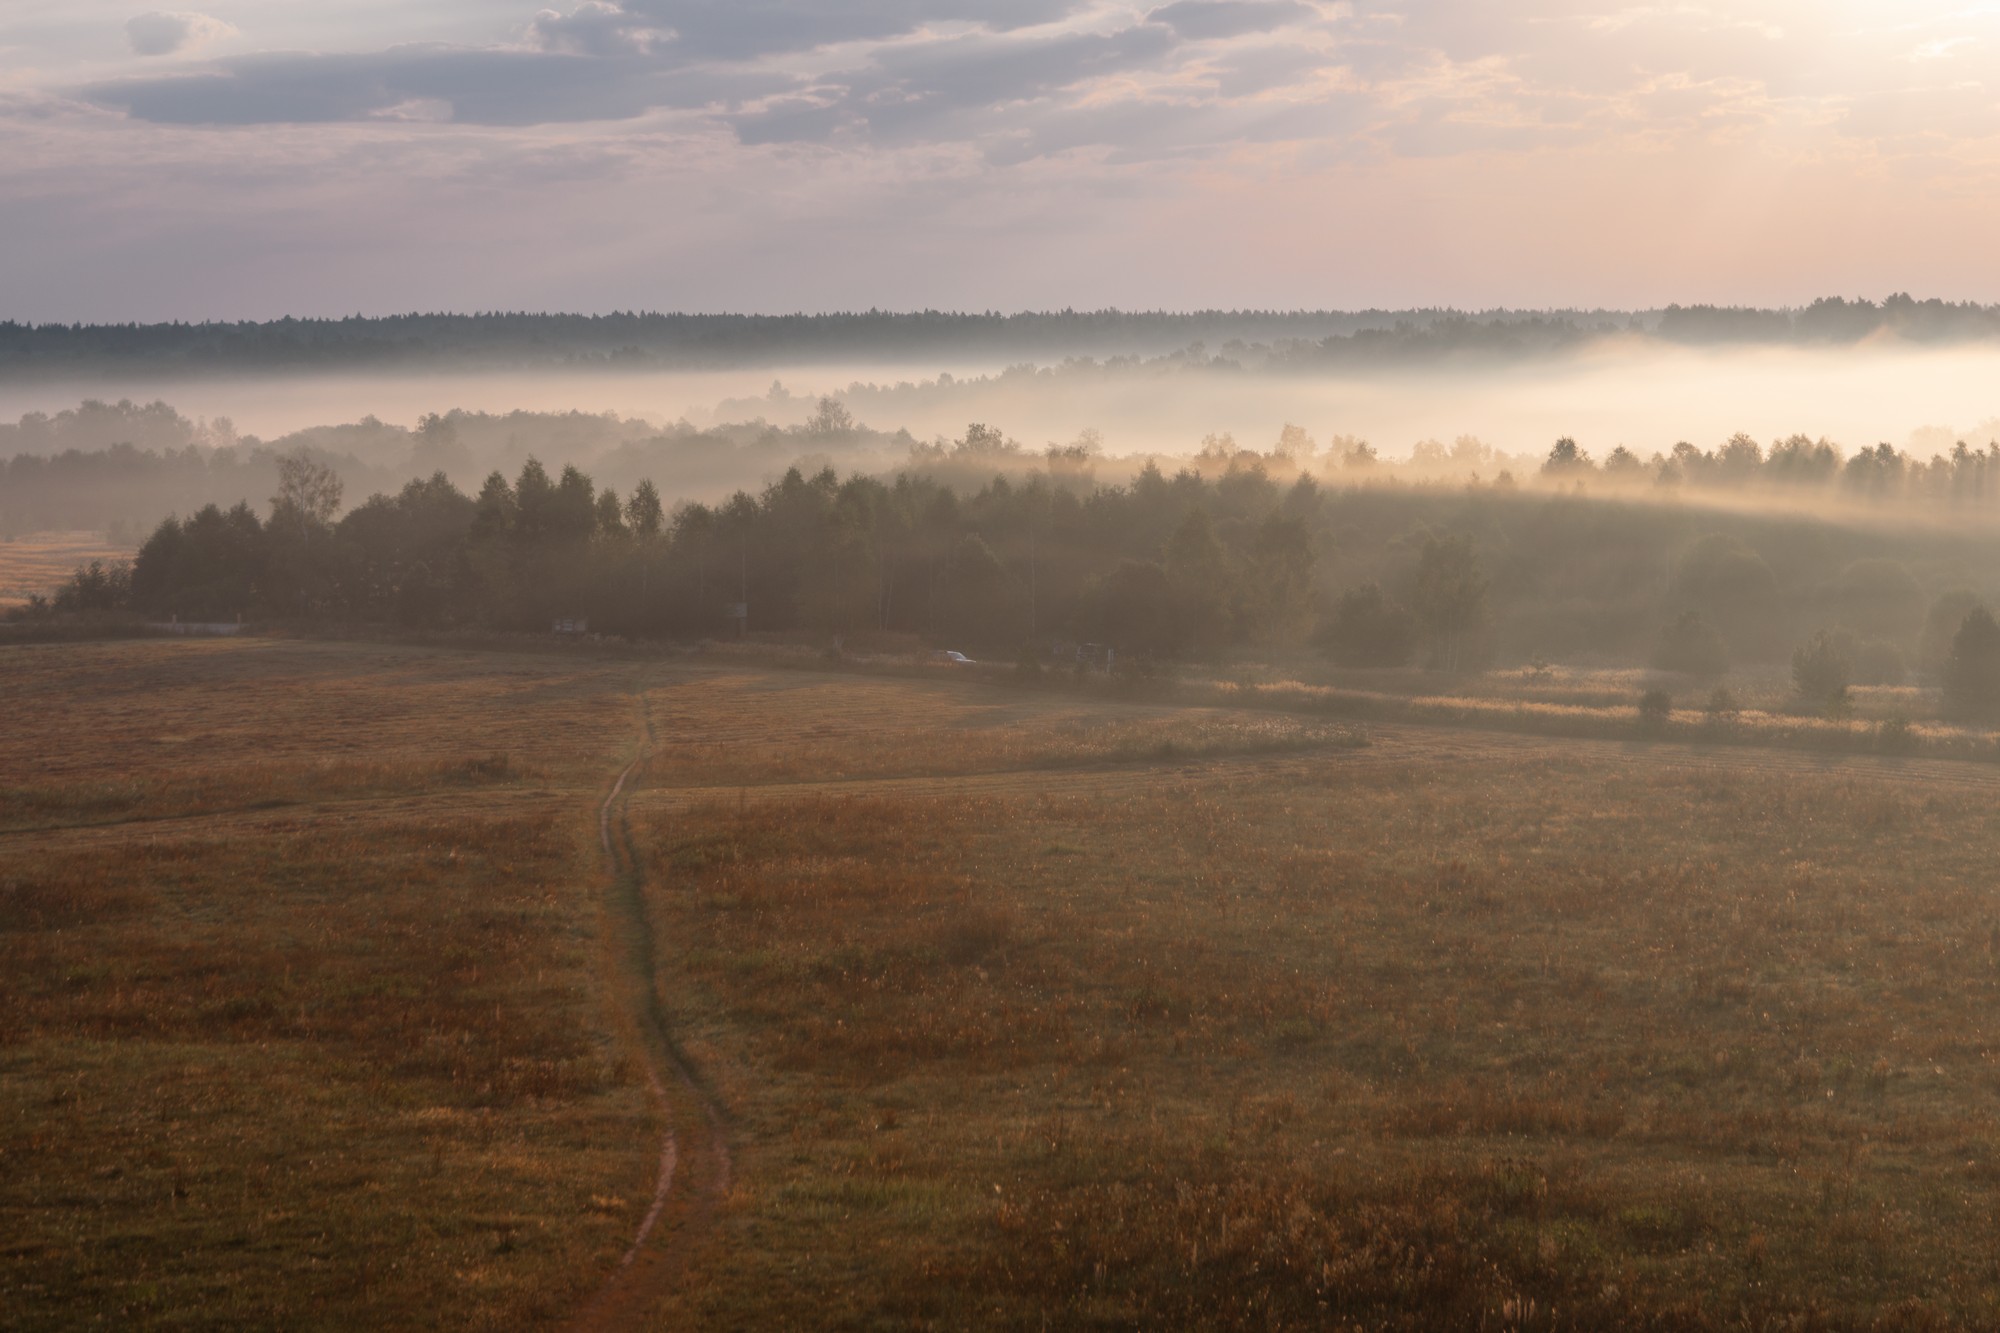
[0, 397, 920, 538]
[22, 417, 2000, 700]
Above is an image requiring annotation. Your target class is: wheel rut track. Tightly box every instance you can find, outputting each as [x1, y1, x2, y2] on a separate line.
[568, 689, 732, 1332]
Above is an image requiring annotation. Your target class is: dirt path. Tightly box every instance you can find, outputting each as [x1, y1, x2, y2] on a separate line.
[566, 691, 731, 1333]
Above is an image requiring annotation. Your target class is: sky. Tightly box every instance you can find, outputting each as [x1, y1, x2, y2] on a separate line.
[5, 1, 2000, 320]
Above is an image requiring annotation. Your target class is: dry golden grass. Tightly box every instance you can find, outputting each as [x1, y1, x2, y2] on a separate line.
[0, 530, 133, 610]
[623, 666, 2000, 1329]
[640, 670, 1362, 790]
[23, 640, 2000, 1328]
[0, 639, 660, 1329]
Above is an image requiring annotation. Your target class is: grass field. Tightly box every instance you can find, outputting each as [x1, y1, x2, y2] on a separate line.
[623, 667, 2000, 1329]
[13, 637, 2000, 1328]
[0, 531, 134, 611]
[0, 639, 659, 1329]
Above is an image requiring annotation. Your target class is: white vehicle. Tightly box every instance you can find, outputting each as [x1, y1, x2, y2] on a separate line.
[928, 649, 976, 665]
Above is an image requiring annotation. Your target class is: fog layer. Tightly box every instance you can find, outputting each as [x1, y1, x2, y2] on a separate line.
[4, 343, 1997, 474]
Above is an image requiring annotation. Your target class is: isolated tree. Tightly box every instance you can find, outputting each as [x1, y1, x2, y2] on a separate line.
[1410, 535, 1488, 673]
[1652, 610, 1729, 676]
[1943, 607, 2000, 722]
[1791, 630, 1852, 711]
[1637, 689, 1672, 732]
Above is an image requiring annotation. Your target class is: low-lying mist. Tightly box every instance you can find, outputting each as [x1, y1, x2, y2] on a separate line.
[5, 339, 2000, 545]
[7, 338, 2000, 462]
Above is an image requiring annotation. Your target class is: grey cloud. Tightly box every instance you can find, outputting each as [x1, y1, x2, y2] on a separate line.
[1147, 1, 1316, 41]
[616, 0, 1083, 60]
[84, 48, 786, 125]
[84, 0, 1649, 168]
[731, 23, 1180, 146]
[531, 2, 672, 56]
[126, 11, 235, 57]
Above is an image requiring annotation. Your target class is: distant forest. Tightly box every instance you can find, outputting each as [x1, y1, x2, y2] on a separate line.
[5, 295, 1999, 375]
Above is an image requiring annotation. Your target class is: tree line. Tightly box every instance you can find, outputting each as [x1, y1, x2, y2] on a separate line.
[68, 450, 1337, 661]
[24, 427, 2000, 722]
[5, 296, 1997, 376]
[1533, 432, 2000, 506]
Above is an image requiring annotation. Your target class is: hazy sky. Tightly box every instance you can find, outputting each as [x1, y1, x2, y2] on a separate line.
[6, 1, 2000, 320]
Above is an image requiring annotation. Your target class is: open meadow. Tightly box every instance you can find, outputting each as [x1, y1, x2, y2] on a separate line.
[12, 637, 2000, 1328]
[0, 638, 662, 1329]
[627, 665, 2000, 1329]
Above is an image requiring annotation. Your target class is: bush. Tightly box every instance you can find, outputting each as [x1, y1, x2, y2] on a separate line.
[1876, 715, 1917, 754]
[1651, 611, 1728, 676]
[52, 561, 133, 615]
[1944, 606, 2000, 723]
[1636, 689, 1672, 732]
[1791, 630, 1851, 711]
[1704, 686, 1741, 721]
[1920, 590, 1981, 676]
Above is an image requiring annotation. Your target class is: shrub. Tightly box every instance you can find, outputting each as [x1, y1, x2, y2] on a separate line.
[1636, 689, 1672, 732]
[1920, 590, 1982, 676]
[1791, 631, 1851, 711]
[1652, 611, 1728, 676]
[51, 561, 133, 615]
[1704, 686, 1741, 719]
[1944, 606, 2000, 723]
[1876, 715, 1917, 754]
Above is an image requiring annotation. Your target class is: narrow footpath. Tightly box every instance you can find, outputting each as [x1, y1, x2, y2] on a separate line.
[567, 690, 732, 1331]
